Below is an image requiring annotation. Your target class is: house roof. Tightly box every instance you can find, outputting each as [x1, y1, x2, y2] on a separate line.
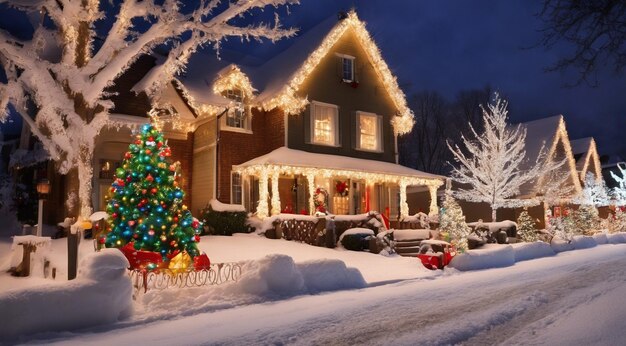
[233, 147, 444, 186]
[133, 11, 414, 134]
[517, 114, 582, 197]
[570, 137, 602, 182]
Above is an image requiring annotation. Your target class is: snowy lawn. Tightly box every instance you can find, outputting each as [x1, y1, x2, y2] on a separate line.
[33, 243, 626, 346]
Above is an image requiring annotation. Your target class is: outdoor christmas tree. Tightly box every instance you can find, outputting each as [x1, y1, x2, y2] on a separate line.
[105, 124, 201, 261]
[572, 204, 600, 235]
[610, 208, 626, 233]
[439, 191, 471, 252]
[517, 208, 538, 242]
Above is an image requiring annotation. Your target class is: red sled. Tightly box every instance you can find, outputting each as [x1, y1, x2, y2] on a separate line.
[119, 242, 163, 270]
[416, 240, 456, 270]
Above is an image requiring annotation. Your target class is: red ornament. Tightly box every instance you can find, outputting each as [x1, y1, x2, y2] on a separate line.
[145, 149, 151, 155]
[151, 188, 158, 194]
[157, 142, 163, 149]
[192, 220, 199, 228]
[194, 235, 201, 242]
[124, 152, 131, 159]
[146, 174, 154, 182]
[98, 236, 106, 244]
[142, 189, 147, 195]
[148, 136, 154, 141]
[135, 139, 142, 145]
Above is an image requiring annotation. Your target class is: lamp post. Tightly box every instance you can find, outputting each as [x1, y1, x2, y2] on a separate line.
[36, 179, 50, 237]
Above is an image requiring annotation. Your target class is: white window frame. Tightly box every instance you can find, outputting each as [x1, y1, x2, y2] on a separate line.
[336, 53, 355, 83]
[222, 89, 252, 133]
[310, 101, 340, 147]
[230, 172, 243, 205]
[356, 111, 383, 152]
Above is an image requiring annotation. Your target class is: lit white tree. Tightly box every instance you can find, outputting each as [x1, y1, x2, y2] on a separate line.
[610, 163, 626, 206]
[574, 173, 610, 207]
[0, 0, 297, 219]
[447, 93, 563, 221]
[535, 167, 577, 207]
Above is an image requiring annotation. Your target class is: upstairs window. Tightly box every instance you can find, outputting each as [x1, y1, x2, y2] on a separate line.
[336, 53, 355, 82]
[310, 101, 339, 146]
[356, 111, 382, 152]
[223, 89, 250, 131]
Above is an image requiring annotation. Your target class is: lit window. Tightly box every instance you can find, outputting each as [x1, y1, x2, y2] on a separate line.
[357, 112, 382, 151]
[224, 89, 248, 130]
[311, 102, 339, 146]
[231, 172, 243, 205]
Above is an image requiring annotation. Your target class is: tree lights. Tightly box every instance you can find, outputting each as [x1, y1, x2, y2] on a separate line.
[105, 124, 202, 262]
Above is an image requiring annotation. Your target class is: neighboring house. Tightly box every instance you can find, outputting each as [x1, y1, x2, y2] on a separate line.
[570, 137, 603, 184]
[452, 115, 582, 226]
[19, 11, 444, 224]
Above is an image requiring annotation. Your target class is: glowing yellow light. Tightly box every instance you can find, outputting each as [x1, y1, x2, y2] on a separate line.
[168, 251, 191, 274]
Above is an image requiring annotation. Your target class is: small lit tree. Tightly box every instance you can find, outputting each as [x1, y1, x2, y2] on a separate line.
[517, 208, 538, 242]
[439, 190, 471, 252]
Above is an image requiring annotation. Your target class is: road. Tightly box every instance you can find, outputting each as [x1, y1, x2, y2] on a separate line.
[39, 244, 626, 346]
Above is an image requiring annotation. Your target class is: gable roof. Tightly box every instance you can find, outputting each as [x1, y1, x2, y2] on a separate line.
[517, 115, 582, 197]
[134, 11, 414, 135]
[570, 137, 603, 182]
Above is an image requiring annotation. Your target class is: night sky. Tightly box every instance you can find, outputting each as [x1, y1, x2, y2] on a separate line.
[1, 0, 625, 159]
[298, 0, 626, 159]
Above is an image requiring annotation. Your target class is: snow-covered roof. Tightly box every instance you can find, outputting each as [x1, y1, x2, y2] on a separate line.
[234, 147, 444, 185]
[570, 137, 602, 182]
[517, 115, 582, 197]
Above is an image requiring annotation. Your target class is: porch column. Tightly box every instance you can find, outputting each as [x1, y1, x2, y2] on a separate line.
[257, 169, 270, 218]
[306, 173, 315, 215]
[399, 179, 409, 219]
[428, 184, 439, 216]
[270, 171, 281, 216]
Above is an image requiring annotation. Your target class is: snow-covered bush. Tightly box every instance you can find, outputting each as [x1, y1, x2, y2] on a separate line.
[609, 208, 626, 233]
[548, 216, 574, 242]
[517, 208, 538, 242]
[201, 200, 249, 236]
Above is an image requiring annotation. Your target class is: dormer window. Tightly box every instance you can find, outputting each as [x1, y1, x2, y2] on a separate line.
[336, 53, 355, 82]
[223, 89, 250, 131]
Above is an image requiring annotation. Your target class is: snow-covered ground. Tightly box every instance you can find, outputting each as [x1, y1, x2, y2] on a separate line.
[16, 242, 626, 346]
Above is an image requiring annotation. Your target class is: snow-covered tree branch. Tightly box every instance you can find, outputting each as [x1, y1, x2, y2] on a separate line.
[0, 0, 298, 219]
[610, 162, 626, 206]
[574, 173, 610, 207]
[447, 93, 565, 221]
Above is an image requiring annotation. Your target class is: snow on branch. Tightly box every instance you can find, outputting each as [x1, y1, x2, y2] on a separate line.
[611, 163, 626, 206]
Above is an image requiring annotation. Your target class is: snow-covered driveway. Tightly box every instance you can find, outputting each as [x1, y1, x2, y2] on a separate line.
[38, 244, 626, 346]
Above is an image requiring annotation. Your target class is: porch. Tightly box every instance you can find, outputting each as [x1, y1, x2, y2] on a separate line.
[233, 147, 444, 220]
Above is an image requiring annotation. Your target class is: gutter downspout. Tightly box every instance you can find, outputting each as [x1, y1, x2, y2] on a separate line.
[215, 108, 229, 200]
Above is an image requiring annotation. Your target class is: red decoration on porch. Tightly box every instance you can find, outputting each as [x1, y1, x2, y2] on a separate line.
[335, 181, 349, 197]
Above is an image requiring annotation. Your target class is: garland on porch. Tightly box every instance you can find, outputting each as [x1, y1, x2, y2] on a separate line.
[314, 187, 329, 214]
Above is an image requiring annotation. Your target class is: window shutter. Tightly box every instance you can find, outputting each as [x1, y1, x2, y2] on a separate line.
[304, 104, 312, 143]
[377, 115, 383, 151]
[333, 106, 340, 146]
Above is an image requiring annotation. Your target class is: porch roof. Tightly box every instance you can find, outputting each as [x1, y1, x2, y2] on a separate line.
[233, 147, 444, 187]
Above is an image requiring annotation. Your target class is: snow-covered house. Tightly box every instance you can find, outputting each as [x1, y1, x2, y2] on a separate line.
[19, 11, 443, 223]
[570, 137, 603, 184]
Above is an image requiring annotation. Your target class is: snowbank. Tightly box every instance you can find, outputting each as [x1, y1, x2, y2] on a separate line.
[550, 239, 575, 253]
[593, 233, 608, 245]
[393, 229, 432, 241]
[468, 220, 517, 232]
[572, 235, 597, 250]
[0, 249, 132, 340]
[235, 255, 365, 297]
[449, 244, 515, 271]
[209, 199, 246, 212]
[607, 232, 626, 244]
[511, 242, 555, 262]
[338, 228, 374, 243]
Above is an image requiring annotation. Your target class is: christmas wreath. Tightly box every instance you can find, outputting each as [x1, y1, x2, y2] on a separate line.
[335, 180, 349, 197]
[313, 187, 328, 214]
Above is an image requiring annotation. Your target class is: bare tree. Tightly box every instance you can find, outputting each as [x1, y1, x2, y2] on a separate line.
[399, 91, 448, 174]
[539, 0, 626, 85]
[0, 0, 297, 219]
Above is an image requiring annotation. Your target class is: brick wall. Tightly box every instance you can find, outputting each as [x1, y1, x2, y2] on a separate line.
[217, 108, 285, 203]
[167, 133, 194, 207]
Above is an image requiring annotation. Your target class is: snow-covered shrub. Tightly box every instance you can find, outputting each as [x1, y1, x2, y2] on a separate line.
[609, 208, 626, 233]
[439, 193, 471, 252]
[201, 200, 249, 236]
[517, 208, 538, 242]
[548, 216, 574, 242]
[572, 204, 600, 235]
[339, 228, 375, 251]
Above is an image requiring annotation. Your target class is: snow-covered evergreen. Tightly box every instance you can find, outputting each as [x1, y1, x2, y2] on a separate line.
[574, 173, 610, 207]
[439, 191, 471, 252]
[0, 0, 297, 219]
[517, 208, 538, 242]
[447, 93, 563, 221]
[610, 163, 626, 206]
